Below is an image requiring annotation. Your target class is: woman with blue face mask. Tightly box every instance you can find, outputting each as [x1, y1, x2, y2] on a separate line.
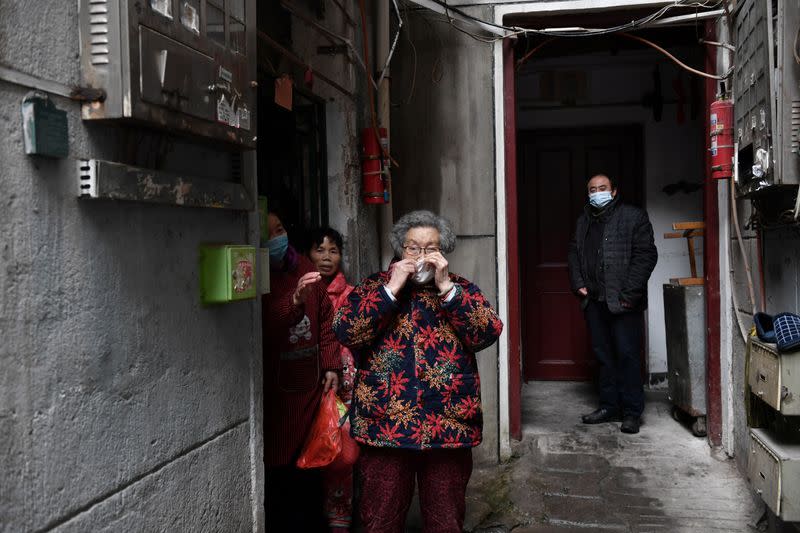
[262, 212, 341, 532]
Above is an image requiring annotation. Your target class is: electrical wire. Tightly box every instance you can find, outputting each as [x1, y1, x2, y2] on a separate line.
[418, 0, 732, 79]
[513, 32, 731, 80]
[699, 39, 736, 51]
[358, 0, 399, 168]
[425, 0, 724, 38]
[393, 5, 418, 107]
[279, 1, 378, 91]
[515, 38, 557, 70]
[377, 0, 403, 87]
[730, 178, 758, 316]
[619, 32, 733, 80]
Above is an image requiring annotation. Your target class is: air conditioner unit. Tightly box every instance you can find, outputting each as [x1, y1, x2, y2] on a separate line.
[733, 0, 800, 195]
[79, 0, 256, 149]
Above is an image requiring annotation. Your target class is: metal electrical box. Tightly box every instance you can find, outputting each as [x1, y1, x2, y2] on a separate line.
[199, 244, 256, 304]
[79, 0, 256, 148]
[748, 339, 800, 416]
[664, 284, 707, 434]
[748, 428, 800, 522]
[733, 0, 800, 194]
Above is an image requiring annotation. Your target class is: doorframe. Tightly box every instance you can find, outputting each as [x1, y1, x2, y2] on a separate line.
[517, 125, 646, 383]
[493, 2, 724, 457]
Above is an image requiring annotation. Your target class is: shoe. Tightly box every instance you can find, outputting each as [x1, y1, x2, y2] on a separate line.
[581, 408, 620, 424]
[620, 415, 640, 434]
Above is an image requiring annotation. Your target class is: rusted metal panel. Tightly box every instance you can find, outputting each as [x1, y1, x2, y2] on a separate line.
[664, 284, 708, 418]
[78, 0, 257, 149]
[77, 159, 254, 211]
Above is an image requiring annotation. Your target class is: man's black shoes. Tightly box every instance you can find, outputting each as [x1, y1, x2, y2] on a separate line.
[620, 415, 641, 434]
[581, 408, 620, 424]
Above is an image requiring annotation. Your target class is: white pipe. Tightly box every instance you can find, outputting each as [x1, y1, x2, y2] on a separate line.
[377, 0, 394, 268]
[648, 9, 725, 27]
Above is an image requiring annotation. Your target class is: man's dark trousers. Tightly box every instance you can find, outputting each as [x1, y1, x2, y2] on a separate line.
[584, 299, 644, 418]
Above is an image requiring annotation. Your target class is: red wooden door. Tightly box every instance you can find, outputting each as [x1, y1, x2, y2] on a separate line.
[519, 126, 644, 381]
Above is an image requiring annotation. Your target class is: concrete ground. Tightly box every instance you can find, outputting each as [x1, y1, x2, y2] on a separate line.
[408, 381, 763, 532]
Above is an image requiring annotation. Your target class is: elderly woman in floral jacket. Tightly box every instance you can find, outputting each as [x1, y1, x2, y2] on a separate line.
[333, 210, 503, 533]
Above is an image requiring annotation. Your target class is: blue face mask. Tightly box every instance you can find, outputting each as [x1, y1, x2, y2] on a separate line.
[588, 191, 614, 208]
[267, 234, 289, 262]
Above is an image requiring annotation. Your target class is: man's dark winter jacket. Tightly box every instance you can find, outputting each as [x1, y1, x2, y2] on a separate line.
[567, 199, 658, 314]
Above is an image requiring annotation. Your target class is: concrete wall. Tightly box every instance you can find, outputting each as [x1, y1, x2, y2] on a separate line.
[516, 46, 706, 380]
[0, 2, 262, 531]
[286, 2, 381, 281]
[391, 6, 501, 463]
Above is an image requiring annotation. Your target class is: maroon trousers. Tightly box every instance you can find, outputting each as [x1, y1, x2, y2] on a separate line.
[356, 446, 473, 533]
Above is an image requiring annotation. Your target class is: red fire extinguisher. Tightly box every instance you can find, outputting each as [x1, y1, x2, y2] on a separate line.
[709, 98, 734, 180]
[362, 127, 389, 204]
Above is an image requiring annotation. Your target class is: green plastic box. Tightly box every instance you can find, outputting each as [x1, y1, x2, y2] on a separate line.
[199, 244, 257, 304]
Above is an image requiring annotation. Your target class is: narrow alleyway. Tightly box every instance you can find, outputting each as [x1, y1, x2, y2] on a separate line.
[461, 382, 762, 533]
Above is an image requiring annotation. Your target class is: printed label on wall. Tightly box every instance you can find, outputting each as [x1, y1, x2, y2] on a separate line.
[238, 105, 250, 131]
[219, 67, 233, 83]
[217, 95, 232, 125]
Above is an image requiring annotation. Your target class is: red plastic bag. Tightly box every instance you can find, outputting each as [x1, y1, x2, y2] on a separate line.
[296, 389, 342, 469]
[327, 420, 360, 472]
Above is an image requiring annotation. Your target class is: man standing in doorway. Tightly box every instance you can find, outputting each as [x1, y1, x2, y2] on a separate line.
[568, 174, 657, 434]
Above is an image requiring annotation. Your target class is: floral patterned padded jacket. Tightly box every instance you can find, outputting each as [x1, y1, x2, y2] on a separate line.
[333, 271, 503, 450]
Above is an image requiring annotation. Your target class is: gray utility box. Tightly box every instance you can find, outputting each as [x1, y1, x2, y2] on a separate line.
[749, 339, 800, 415]
[733, 0, 800, 193]
[749, 428, 800, 522]
[79, 0, 256, 148]
[664, 284, 707, 420]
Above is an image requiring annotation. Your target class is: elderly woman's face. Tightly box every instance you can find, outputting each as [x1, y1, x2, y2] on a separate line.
[402, 227, 441, 259]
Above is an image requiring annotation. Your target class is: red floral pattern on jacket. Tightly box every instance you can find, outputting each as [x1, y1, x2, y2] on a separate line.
[333, 272, 503, 450]
[326, 272, 356, 404]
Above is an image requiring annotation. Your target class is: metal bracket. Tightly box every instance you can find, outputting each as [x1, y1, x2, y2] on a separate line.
[76, 159, 255, 211]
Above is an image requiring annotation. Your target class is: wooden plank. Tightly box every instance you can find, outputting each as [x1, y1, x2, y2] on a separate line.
[670, 277, 705, 286]
[664, 230, 704, 239]
[673, 221, 706, 230]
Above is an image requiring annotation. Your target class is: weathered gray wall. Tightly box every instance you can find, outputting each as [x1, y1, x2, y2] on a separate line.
[287, 1, 381, 281]
[0, 2, 262, 531]
[391, 6, 501, 463]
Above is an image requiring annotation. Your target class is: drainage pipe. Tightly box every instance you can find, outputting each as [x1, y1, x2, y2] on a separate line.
[377, 0, 394, 268]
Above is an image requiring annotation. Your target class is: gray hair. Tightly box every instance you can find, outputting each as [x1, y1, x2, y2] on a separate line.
[389, 210, 457, 257]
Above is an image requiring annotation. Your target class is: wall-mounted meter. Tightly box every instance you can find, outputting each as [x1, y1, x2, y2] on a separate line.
[79, 0, 256, 148]
[733, 0, 800, 194]
[199, 244, 256, 304]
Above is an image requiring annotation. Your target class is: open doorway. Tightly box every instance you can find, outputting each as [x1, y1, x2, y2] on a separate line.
[511, 25, 708, 394]
[518, 125, 645, 380]
[257, 84, 329, 246]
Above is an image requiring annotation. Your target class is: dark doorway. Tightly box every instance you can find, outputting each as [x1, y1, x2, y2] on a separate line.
[518, 125, 644, 381]
[257, 83, 328, 245]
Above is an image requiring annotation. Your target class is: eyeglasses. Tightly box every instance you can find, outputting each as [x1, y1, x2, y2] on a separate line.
[402, 245, 440, 256]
